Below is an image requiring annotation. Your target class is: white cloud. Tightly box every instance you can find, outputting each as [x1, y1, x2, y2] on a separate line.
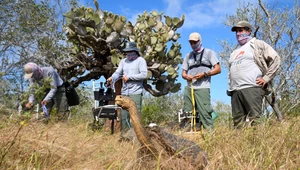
[163, 0, 260, 29]
[108, 0, 265, 30]
[163, 0, 183, 17]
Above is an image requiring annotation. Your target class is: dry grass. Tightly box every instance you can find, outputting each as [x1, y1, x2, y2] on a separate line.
[0, 115, 299, 170]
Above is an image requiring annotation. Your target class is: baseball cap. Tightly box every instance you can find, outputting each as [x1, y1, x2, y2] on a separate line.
[24, 63, 37, 79]
[189, 32, 201, 41]
[231, 20, 252, 32]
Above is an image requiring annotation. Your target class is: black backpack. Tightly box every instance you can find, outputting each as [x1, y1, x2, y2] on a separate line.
[64, 81, 80, 106]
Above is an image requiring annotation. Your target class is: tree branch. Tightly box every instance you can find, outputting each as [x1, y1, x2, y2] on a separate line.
[265, 93, 283, 121]
[258, 0, 273, 43]
[143, 81, 170, 97]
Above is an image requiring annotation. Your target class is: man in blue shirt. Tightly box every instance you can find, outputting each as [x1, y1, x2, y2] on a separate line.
[107, 42, 148, 132]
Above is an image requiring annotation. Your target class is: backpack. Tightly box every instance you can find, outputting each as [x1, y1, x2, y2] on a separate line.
[64, 81, 80, 106]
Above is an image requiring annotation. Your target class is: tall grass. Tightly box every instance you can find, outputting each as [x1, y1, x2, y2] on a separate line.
[0, 112, 299, 170]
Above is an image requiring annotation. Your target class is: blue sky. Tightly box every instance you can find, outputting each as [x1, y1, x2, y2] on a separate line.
[79, 0, 292, 104]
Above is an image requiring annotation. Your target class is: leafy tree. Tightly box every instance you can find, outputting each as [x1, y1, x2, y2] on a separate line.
[218, 0, 299, 117]
[58, 0, 185, 96]
[0, 0, 72, 106]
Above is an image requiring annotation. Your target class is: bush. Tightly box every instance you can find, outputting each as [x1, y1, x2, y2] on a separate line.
[141, 93, 183, 125]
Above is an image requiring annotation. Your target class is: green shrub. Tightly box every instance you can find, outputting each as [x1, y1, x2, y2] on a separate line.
[142, 93, 183, 125]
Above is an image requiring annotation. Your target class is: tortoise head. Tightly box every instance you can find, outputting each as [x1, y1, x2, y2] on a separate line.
[115, 95, 134, 110]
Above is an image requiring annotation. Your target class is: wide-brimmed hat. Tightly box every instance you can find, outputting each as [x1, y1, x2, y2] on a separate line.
[123, 42, 140, 52]
[231, 20, 252, 32]
[189, 32, 201, 41]
[24, 62, 37, 79]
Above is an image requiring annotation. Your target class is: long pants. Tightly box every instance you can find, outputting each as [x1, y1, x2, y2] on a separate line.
[183, 87, 214, 130]
[120, 94, 142, 132]
[231, 87, 264, 128]
[45, 86, 69, 120]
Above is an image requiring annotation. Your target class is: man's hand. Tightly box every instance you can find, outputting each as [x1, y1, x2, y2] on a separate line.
[25, 102, 33, 109]
[106, 77, 112, 85]
[41, 100, 47, 106]
[182, 70, 193, 82]
[193, 72, 205, 80]
[183, 74, 193, 82]
[122, 75, 129, 83]
[256, 78, 267, 88]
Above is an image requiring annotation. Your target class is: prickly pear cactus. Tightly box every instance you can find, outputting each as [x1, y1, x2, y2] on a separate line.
[60, 0, 184, 96]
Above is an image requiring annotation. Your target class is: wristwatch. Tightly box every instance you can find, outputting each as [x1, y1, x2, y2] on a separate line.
[204, 71, 211, 78]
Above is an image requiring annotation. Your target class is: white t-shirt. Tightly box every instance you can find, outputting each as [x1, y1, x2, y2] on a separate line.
[229, 41, 263, 91]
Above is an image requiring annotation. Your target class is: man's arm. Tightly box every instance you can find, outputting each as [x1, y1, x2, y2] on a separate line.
[205, 63, 221, 77]
[43, 71, 58, 102]
[181, 53, 194, 81]
[193, 50, 221, 79]
[182, 69, 194, 81]
[192, 63, 220, 80]
[26, 78, 35, 108]
[263, 43, 281, 83]
[28, 78, 35, 103]
[108, 60, 124, 84]
[255, 40, 280, 87]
